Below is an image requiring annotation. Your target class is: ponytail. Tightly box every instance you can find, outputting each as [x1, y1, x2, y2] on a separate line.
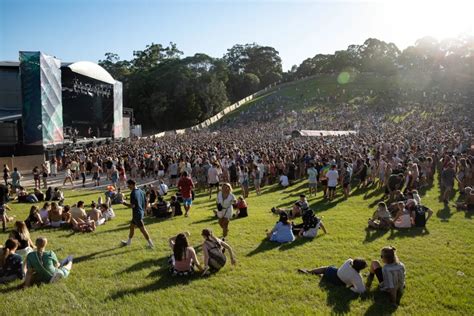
[1, 239, 19, 267]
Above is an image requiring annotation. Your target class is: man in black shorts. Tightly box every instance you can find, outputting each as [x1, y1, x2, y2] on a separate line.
[121, 180, 154, 248]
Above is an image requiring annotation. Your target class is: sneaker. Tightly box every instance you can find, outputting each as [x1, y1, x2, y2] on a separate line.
[121, 240, 131, 246]
[50, 272, 63, 284]
[146, 243, 155, 249]
[297, 269, 309, 274]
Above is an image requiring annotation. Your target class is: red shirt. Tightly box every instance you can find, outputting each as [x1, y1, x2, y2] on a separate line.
[178, 177, 194, 198]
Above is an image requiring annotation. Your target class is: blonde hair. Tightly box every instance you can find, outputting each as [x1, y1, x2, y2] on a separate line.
[222, 182, 233, 192]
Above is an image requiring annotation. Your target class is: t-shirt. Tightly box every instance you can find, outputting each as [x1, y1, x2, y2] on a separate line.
[178, 177, 194, 199]
[279, 175, 289, 187]
[326, 169, 339, 187]
[441, 168, 456, 187]
[380, 262, 406, 291]
[307, 168, 318, 183]
[337, 259, 366, 294]
[207, 167, 220, 184]
[270, 222, 295, 243]
[130, 188, 145, 219]
[70, 207, 87, 220]
[26, 250, 59, 283]
[0, 253, 24, 280]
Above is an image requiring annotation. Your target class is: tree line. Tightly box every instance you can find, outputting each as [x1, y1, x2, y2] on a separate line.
[99, 35, 474, 131]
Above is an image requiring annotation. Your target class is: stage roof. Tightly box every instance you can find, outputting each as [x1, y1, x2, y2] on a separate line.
[67, 61, 116, 84]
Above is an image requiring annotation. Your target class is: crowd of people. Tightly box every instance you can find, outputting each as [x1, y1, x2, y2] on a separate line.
[0, 94, 472, 307]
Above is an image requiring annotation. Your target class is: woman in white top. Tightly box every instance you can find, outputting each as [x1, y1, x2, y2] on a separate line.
[393, 201, 413, 229]
[216, 183, 236, 238]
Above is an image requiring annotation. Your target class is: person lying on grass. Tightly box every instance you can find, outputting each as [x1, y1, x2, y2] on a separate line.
[271, 194, 309, 218]
[366, 246, 405, 306]
[266, 212, 295, 243]
[201, 228, 236, 275]
[0, 238, 24, 284]
[298, 258, 368, 294]
[454, 187, 474, 211]
[292, 209, 327, 238]
[23, 237, 73, 287]
[168, 232, 202, 276]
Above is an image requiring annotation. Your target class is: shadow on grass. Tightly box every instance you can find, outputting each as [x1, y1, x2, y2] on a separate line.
[308, 196, 345, 213]
[387, 227, 430, 240]
[363, 291, 398, 315]
[108, 257, 198, 301]
[279, 237, 313, 251]
[0, 283, 23, 294]
[436, 204, 452, 221]
[191, 216, 217, 225]
[363, 187, 384, 200]
[363, 227, 390, 243]
[318, 279, 359, 314]
[74, 247, 136, 264]
[246, 239, 281, 257]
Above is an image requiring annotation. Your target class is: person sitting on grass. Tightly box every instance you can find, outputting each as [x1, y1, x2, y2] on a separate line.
[392, 201, 413, 229]
[49, 202, 66, 228]
[271, 194, 309, 218]
[366, 246, 406, 306]
[10, 221, 35, 258]
[298, 258, 368, 294]
[292, 209, 327, 238]
[88, 202, 105, 226]
[151, 196, 171, 218]
[169, 195, 183, 216]
[368, 202, 392, 230]
[0, 238, 24, 284]
[168, 232, 202, 276]
[24, 237, 73, 287]
[33, 188, 45, 202]
[52, 187, 65, 205]
[39, 202, 51, 227]
[201, 228, 236, 275]
[24, 206, 43, 230]
[100, 203, 115, 222]
[455, 187, 474, 212]
[406, 199, 433, 228]
[266, 212, 295, 243]
[234, 196, 248, 218]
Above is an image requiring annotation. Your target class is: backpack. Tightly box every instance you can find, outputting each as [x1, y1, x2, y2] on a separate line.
[206, 240, 226, 270]
[414, 205, 427, 227]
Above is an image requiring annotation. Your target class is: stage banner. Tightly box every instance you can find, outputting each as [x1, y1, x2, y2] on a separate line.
[40, 53, 63, 145]
[20, 51, 42, 145]
[113, 80, 123, 138]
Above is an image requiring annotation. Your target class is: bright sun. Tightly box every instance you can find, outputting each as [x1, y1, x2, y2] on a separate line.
[378, 0, 474, 43]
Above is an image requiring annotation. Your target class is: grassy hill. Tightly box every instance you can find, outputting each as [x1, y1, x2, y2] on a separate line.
[1, 178, 473, 315]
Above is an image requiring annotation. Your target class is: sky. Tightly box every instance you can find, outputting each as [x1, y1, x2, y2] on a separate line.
[1, 0, 473, 70]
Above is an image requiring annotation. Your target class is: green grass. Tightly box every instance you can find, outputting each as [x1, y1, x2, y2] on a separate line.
[1, 178, 473, 315]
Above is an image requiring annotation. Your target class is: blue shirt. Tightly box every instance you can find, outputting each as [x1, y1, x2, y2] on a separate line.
[270, 222, 295, 243]
[130, 188, 145, 219]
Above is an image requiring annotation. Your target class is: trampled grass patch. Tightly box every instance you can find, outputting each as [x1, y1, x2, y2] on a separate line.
[1, 179, 473, 315]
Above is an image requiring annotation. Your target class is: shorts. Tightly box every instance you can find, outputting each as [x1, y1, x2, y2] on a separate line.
[158, 170, 165, 177]
[328, 186, 336, 192]
[321, 179, 328, 186]
[308, 182, 317, 188]
[183, 198, 193, 207]
[57, 266, 70, 278]
[92, 173, 99, 180]
[209, 182, 219, 188]
[131, 217, 144, 228]
[322, 266, 345, 286]
[343, 182, 350, 189]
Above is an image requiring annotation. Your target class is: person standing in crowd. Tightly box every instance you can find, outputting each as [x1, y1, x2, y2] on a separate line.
[177, 172, 194, 217]
[307, 163, 318, 197]
[3, 164, 10, 186]
[121, 179, 154, 248]
[216, 183, 236, 238]
[11, 168, 21, 189]
[441, 163, 458, 204]
[326, 165, 339, 201]
[207, 163, 221, 199]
